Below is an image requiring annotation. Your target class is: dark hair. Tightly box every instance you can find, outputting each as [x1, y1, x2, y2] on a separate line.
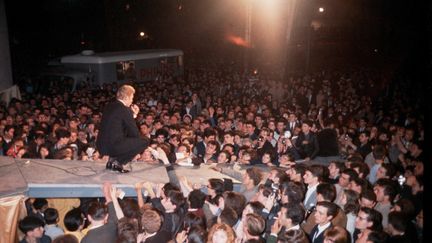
[323, 226, 350, 243]
[167, 190, 186, 212]
[292, 164, 307, 177]
[203, 128, 217, 139]
[183, 212, 206, 230]
[223, 191, 246, 218]
[351, 177, 371, 193]
[208, 178, 224, 195]
[360, 188, 377, 203]
[343, 189, 360, 214]
[283, 202, 305, 225]
[317, 183, 337, 202]
[380, 163, 397, 179]
[87, 201, 108, 221]
[388, 211, 407, 233]
[374, 178, 398, 202]
[366, 230, 389, 243]
[219, 207, 238, 227]
[162, 182, 180, 197]
[341, 168, 358, 182]
[117, 218, 139, 243]
[359, 207, 383, 231]
[245, 167, 263, 186]
[44, 208, 59, 224]
[281, 181, 305, 204]
[64, 208, 84, 232]
[187, 226, 207, 243]
[19, 215, 45, 234]
[350, 162, 370, 178]
[55, 127, 71, 139]
[316, 201, 338, 219]
[372, 145, 386, 160]
[33, 198, 48, 210]
[52, 234, 79, 243]
[330, 161, 346, 173]
[119, 198, 141, 221]
[394, 198, 416, 220]
[278, 229, 309, 243]
[307, 165, 325, 182]
[188, 189, 207, 209]
[245, 201, 265, 215]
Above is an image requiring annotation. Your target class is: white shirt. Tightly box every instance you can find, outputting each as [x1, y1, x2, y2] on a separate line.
[304, 183, 318, 206]
[313, 222, 331, 241]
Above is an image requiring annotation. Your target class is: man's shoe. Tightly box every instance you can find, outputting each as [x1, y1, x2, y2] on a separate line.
[111, 163, 130, 173]
[106, 157, 117, 170]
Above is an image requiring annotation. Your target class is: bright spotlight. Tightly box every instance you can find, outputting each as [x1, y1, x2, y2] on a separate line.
[319, 7, 324, 13]
[139, 32, 145, 37]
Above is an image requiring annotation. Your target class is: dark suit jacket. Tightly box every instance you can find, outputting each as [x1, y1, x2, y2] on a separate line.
[81, 202, 118, 243]
[317, 128, 339, 157]
[309, 223, 332, 243]
[194, 141, 206, 158]
[295, 132, 319, 159]
[144, 230, 172, 243]
[96, 100, 148, 163]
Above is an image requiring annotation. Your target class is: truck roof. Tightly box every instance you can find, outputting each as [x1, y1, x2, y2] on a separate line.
[61, 49, 183, 64]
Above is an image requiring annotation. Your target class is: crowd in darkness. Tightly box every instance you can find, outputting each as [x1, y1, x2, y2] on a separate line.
[7, 61, 423, 243]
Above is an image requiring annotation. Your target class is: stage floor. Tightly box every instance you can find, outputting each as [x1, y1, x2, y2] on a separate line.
[0, 157, 241, 198]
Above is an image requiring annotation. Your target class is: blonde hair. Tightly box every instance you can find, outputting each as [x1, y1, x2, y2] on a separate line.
[207, 223, 236, 243]
[116, 85, 135, 101]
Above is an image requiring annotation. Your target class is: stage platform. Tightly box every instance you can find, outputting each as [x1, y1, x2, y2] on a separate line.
[0, 156, 241, 198]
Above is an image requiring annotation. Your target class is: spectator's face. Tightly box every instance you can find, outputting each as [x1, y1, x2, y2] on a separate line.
[355, 211, 372, 230]
[359, 197, 375, 209]
[314, 205, 330, 225]
[303, 171, 315, 185]
[349, 181, 362, 194]
[156, 135, 165, 144]
[405, 130, 414, 141]
[301, 124, 310, 133]
[338, 173, 350, 188]
[359, 133, 369, 143]
[376, 167, 387, 180]
[276, 122, 284, 132]
[246, 124, 255, 134]
[328, 163, 339, 178]
[373, 185, 386, 202]
[29, 226, 44, 238]
[217, 153, 228, 164]
[223, 134, 234, 144]
[206, 143, 217, 155]
[262, 153, 271, 164]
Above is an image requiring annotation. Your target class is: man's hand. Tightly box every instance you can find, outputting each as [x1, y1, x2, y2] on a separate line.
[130, 104, 139, 118]
[264, 193, 276, 211]
[102, 182, 113, 203]
[270, 217, 282, 235]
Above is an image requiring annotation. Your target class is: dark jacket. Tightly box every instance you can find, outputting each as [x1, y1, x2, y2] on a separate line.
[309, 223, 332, 243]
[295, 132, 319, 159]
[96, 100, 148, 163]
[317, 128, 339, 157]
[81, 202, 118, 243]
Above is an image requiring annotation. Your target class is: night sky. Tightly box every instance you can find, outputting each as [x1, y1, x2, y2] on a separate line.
[4, 0, 429, 87]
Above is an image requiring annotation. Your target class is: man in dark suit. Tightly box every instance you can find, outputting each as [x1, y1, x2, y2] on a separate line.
[295, 120, 319, 161]
[97, 85, 148, 173]
[309, 201, 338, 243]
[81, 183, 118, 243]
[138, 208, 172, 243]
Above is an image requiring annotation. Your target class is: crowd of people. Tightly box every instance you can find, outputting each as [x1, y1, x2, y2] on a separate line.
[4, 62, 424, 243]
